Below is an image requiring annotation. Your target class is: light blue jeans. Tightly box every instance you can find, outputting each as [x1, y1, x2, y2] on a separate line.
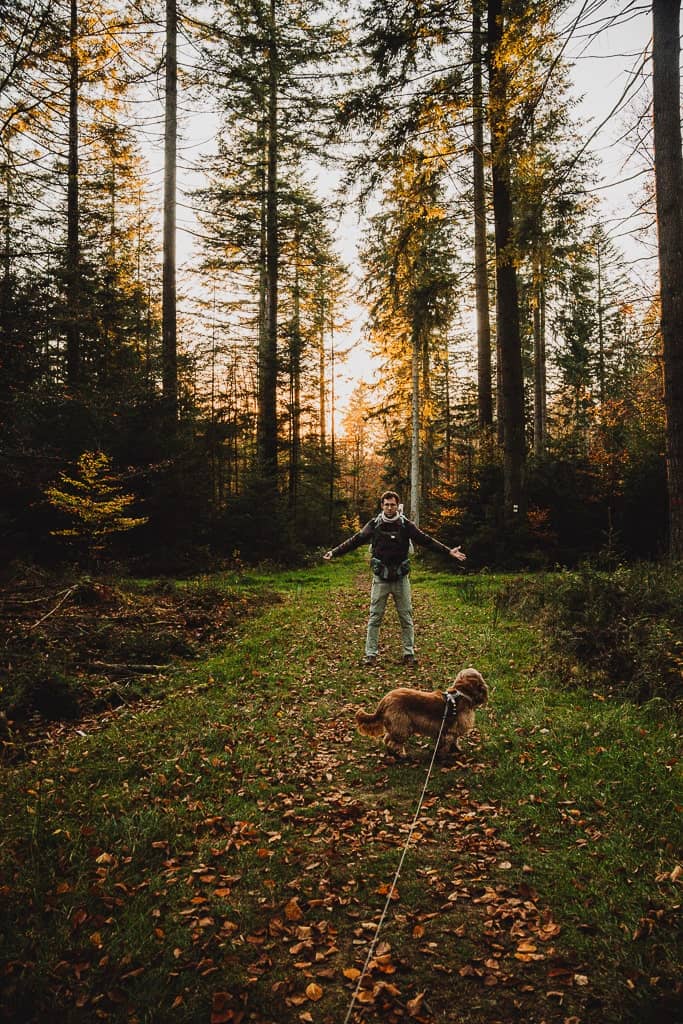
[365, 575, 414, 657]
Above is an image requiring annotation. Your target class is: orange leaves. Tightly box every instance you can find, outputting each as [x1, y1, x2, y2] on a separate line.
[369, 942, 396, 975]
[341, 942, 411, 1015]
[210, 992, 244, 1024]
[304, 982, 324, 1001]
[284, 897, 305, 922]
[514, 939, 545, 962]
[355, 979, 401, 1003]
[632, 908, 670, 941]
[537, 918, 562, 943]
[375, 881, 400, 901]
[406, 990, 426, 1017]
[656, 863, 682, 884]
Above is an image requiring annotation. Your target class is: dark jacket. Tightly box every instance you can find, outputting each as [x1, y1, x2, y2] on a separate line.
[330, 514, 452, 567]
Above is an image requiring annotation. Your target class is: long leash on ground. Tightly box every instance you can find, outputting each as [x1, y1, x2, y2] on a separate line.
[342, 699, 452, 1024]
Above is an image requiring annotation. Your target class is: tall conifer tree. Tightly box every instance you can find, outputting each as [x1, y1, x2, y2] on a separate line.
[652, 0, 683, 559]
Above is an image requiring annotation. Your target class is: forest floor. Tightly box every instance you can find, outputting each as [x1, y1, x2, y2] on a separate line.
[0, 558, 680, 1024]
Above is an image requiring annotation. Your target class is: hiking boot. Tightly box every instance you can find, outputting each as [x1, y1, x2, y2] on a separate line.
[402, 653, 418, 667]
[363, 654, 378, 667]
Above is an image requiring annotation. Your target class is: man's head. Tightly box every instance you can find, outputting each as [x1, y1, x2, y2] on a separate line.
[380, 491, 400, 517]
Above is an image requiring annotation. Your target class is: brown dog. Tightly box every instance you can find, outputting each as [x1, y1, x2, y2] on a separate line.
[355, 667, 488, 760]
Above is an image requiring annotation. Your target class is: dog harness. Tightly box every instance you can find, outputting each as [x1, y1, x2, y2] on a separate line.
[443, 689, 468, 718]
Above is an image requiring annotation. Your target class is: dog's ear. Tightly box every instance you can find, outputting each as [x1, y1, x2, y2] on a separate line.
[474, 680, 489, 705]
[456, 669, 488, 705]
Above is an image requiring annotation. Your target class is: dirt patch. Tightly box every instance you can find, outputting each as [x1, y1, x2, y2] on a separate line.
[0, 569, 281, 754]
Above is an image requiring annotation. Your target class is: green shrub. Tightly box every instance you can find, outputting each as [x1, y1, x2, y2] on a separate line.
[496, 562, 683, 702]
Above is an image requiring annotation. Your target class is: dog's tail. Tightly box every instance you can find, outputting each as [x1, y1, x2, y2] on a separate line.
[355, 708, 385, 737]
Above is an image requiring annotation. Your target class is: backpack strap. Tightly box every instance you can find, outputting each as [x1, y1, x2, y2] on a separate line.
[374, 512, 407, 528]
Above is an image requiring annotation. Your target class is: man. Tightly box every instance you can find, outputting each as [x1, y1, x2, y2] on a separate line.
[323, 491, 466, 666]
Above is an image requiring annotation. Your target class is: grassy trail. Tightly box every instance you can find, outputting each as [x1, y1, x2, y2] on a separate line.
[1, 558, 680, 1024]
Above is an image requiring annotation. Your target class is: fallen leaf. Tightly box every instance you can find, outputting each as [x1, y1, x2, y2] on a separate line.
[285, 898, 305, 922]
[210, 991, 234, 1024]
[538, 921, 562, 941]
[407, 991, 425, 1017]
[305, 983, 323, 1001]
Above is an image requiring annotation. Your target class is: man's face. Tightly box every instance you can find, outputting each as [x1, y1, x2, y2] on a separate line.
[382, 497, 399, 517]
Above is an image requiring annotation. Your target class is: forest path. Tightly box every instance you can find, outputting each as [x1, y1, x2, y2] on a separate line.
[207, 560, 589, 1024]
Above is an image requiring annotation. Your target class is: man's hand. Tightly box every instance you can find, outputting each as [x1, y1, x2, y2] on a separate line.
[323, 551, 333, 561]
[449, 546, 466, 562]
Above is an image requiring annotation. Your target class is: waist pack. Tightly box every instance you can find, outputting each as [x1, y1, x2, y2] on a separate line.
[371, 557, 410, 581]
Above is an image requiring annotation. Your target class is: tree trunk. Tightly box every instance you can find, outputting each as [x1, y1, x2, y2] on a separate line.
[319, 313, 326, 449]
[259, 0, 279, 482]
[532, 254, 546, 457]
[596, 235, 605, 406]
[0, 143, 13, 371]
[66, 0, 80, 385]
[472, 0, 493, 429]
[318, 270, 326, 449]
[328, 329, 336, 534]
[652, 0, 683, 560]
[289, 226, 301, 508]
[258, 116, 268, 437]
[487, 0, 526, 525]
[444, 353, 452, 478]
[421, 334, 433, 495]
[162, 0, 178, 427]
[410, 325, 421, 525]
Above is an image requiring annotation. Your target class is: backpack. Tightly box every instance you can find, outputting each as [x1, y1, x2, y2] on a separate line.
[369, 512, 412, 580]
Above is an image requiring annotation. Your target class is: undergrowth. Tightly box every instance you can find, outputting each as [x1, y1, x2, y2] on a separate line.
[494, 561, 683, 702]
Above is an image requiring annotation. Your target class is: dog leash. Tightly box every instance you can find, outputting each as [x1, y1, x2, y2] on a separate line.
[342, 699, 452, 1024]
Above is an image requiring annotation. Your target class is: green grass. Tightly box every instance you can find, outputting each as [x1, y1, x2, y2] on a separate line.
[1, 556, 680, 1024]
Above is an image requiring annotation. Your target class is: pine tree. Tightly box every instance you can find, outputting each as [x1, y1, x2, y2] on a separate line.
[45, 450, 147, 562]
[360, 146, 460, 523]
[652, 0, 683, 560]
[197, 0, 345, 489]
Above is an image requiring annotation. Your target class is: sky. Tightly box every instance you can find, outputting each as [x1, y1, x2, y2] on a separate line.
[561, 2, 655, 267]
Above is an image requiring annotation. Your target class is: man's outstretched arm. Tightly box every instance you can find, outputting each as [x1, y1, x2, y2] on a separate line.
[406, 521, 466, 561]
[323, 521, 374, 560]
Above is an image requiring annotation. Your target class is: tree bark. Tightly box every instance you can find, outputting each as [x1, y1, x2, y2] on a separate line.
[289, 221, 301, 508]
[318, 298, 326, 449]
[0, 142, 13, 369]
[596, 235, 605, 406]
[532, 254, 546, 457]
[66, 0, 80, 385]
[487, 0, 526, 524]
[259, 0, 279, 482]
[258, 116, 268, 437]
[472, 1, 493, 429]
[410, 324, 421, 525]
[162, 0, 178, 426]
[653, 0, 683, 560]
